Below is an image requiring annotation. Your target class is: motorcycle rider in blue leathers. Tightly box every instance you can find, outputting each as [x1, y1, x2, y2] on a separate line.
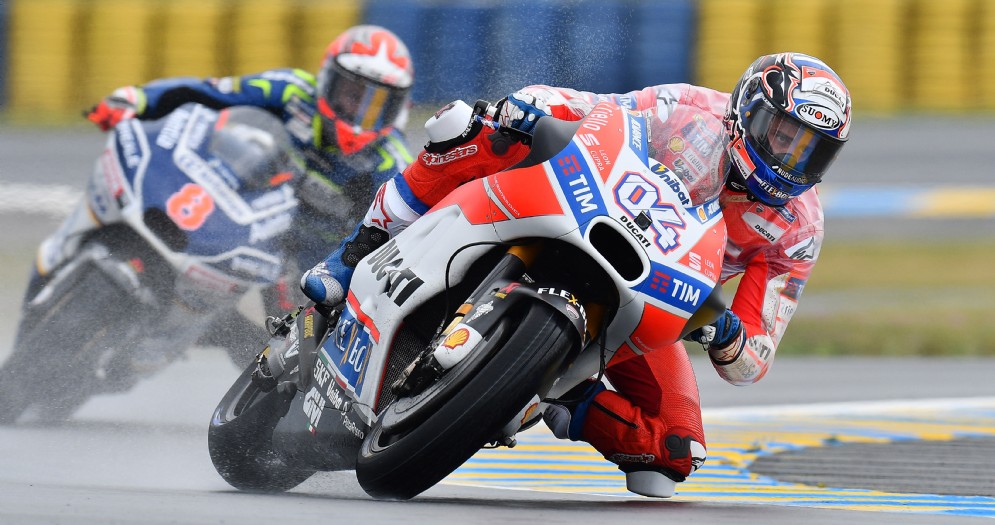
[82, 25, 416, 361]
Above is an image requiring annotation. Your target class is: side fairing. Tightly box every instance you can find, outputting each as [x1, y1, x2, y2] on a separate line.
[115, 104, 298, 290]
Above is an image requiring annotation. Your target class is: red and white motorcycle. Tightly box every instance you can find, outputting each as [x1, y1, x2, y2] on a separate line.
[207, 101, 727, 500]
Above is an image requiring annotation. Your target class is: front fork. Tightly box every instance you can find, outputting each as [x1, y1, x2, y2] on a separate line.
[389, 243, 540, 397]
[390, 241, 604, 410]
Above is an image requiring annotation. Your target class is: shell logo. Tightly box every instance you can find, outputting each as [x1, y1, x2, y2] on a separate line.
[443, 328, 470, 349]
[520, 402, 540, 425]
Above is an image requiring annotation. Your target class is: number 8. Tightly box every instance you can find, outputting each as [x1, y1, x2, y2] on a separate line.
[166, 183, 215, 230]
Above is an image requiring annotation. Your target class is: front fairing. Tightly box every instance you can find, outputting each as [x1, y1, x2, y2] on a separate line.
[93, 104, 299, 296]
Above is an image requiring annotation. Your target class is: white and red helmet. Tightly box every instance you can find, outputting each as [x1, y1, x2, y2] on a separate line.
[725, 53, 851, 206]
[316, 25, 414, 155]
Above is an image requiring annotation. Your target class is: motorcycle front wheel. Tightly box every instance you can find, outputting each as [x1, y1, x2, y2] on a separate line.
[356, 301, 580, 500]
[0, 268, 137, 424]
[208, 357, 316, 493]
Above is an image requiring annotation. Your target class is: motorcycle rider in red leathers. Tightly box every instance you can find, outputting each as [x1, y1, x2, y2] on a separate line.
[301, 52, 852, 497]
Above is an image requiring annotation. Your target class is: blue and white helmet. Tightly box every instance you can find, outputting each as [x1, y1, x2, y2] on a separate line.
[725, 53, 851, 206]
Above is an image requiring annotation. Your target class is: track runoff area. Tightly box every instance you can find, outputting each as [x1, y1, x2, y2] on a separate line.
[446, 398, 995, 519]
[3, 183, 995, 518]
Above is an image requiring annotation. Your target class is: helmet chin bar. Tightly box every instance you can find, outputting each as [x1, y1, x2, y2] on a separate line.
[725, 162, 798, 207]
[723, 153, 762, 202]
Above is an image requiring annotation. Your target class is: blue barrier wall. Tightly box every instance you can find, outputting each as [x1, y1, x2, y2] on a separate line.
[629, 0, 696, 89]
[364, 0, 498, 104]
[364, 0, 696, 104]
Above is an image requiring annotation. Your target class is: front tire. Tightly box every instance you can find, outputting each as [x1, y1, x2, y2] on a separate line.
[0, 269, 136, 424]
[356, 301, 579, 500]
[208, 358, 316, 492]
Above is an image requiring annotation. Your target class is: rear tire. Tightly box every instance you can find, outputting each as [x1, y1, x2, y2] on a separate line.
[356, 301, 579, 500]
[208, 359, 316, 492]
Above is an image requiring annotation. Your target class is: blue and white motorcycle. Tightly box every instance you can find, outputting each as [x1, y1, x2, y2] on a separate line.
[0, 103, 302, 423]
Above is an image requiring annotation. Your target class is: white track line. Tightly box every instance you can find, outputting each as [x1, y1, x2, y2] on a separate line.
[703, 396, 995, 419]
[0, 182, 81, 218]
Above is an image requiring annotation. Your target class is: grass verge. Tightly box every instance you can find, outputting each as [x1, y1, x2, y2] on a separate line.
[773, 237, 995, 356]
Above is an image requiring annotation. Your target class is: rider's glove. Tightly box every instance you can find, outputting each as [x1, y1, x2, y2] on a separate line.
[423, 99, 481, 152]
[683, 309, 743, 349]
[84, 86, 146, 131]
[496, 91, 551, 135]
[423, 98, 528, 155]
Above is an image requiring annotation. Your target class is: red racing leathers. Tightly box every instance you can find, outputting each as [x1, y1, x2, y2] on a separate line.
[504, 83, 824, 482]
[391, 84, 823, 483]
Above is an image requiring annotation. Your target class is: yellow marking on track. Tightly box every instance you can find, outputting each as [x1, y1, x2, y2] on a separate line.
[913, 188, 995, 217]
[447, 399, 995, 517]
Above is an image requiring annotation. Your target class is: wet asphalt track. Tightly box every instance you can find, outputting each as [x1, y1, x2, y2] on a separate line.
[1, 118, 995, 523]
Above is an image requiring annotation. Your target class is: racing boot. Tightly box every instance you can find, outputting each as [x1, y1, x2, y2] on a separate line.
[543, 379, 707, 498]
[299, 215, 393, 308]
[301, 99, 530, 307]
[543, 379, 607, 441]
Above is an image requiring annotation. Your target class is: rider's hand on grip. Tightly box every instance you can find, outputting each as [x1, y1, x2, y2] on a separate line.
[84, 86, 146, 131]
[497, 91, 551, 135]
[423, 100, 480, 153]
[683, 309, 743, 349]
[404, 99, 532, 204]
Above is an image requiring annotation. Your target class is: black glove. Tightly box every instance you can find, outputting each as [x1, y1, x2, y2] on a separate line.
[684, 309, 742, 348]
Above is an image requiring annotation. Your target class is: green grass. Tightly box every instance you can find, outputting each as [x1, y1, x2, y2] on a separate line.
[769, 237, 995, 356]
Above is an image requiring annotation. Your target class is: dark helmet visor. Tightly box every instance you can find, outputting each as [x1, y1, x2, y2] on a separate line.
[745, 104, 844, 185]
[321, 59, 408, 132]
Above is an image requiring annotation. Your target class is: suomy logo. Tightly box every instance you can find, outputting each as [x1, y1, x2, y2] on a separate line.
[796, 103, 840, 130]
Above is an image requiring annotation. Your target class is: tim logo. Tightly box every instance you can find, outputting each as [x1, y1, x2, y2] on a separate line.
[648, 270, 701, 307]
[648, 270, 673, 295]
[641, 263, 710, 314]
[558, 155, 598, 213]
[553, 142, 606, 230]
